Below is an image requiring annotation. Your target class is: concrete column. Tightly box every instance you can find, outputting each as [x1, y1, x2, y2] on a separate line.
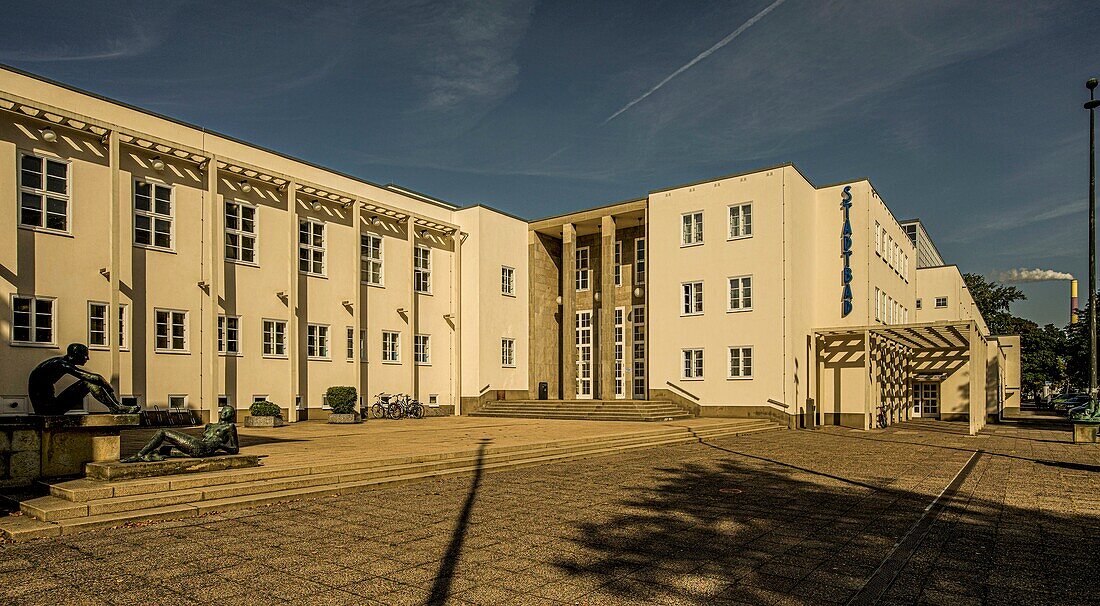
[352, 201, 362, 405]
[599, 215, 616, 399]
[968, 322, 981, 436]
[287, 183, 299, 422]
[864, 332, 873, 430]
[203, 156, 221, 422]
[561, 223, 576, 400]
[108, 130, 121, 394]
[408, 220, 417, 399]
[452, 231, 463, 415]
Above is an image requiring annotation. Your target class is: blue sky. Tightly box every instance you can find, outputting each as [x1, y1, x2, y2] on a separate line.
[3, 0, 1098, 327]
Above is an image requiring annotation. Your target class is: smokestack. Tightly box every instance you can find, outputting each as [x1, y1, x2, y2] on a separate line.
[1071, 279, 1080, 324]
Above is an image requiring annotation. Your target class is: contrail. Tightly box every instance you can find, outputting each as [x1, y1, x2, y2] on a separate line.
[604, 0, 787, 123]
[998, 268, 1075, 283]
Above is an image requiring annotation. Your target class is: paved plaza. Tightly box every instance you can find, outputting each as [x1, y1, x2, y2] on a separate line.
[1, 415, 1097, 605]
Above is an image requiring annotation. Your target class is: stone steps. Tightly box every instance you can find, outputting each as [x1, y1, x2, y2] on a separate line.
[470, 399, 692, 421]
[0, 419, 781, 541]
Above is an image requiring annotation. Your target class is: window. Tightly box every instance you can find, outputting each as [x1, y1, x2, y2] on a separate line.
[360, 233, 384, 285]
[875, 221, 881, 255]
[225, 201, 258, 264]
[935, 297, 948, 309]
[633, 306, 646, 398]
[575, 247, 590, 291]
[614, 242, 622, 287]
[154, 309, 188, 352]
[728, 203, 752, 239]
[263, 320, 286, 357]
[168, 395, 188, 410]
[11, 295, 54, 345]
[875, 287, 881, 322]
[134, 180, 173, 250]
[728, 276, 752, 311]
[306, 324, 329, 359]
[382, 331, 401, 363]
[682, 211, 704, 246]
[501, 266, 516, 296]
[218, 315, 240, 355]
[881, 228, 888, 261]
[415, 334, 431, 365]
[19, 152, 69, 233]
[88, 303, 124, 351]
[347, 327, 355, 361]
[728, 347, 753, 379]
[916, 298, 922, 310]
[414, 245, 431, 293]
[682, 281, 703, 315]
[501, 338, 516, 367]
[634, 238, 646, 286]
[298, 219, 325, 276]
[682, 349, 704, 380]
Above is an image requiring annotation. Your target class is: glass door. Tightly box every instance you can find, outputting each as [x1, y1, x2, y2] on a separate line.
[576, 311, 593, 399]
[914, 382, 939, 418]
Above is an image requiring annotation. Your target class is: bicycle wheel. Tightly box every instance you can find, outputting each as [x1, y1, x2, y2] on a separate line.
[410, 402, 424, 419]
[386, 402, 404, 419]
[370, 403, 385, 419]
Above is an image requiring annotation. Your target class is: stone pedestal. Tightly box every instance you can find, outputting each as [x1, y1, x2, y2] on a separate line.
[85, 454, 261, 481]
[0, 414, 141, 486]
[1073, 422, 1099, 444]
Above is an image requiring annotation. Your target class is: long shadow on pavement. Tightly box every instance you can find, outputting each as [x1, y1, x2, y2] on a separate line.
[428, 438, 490, 605]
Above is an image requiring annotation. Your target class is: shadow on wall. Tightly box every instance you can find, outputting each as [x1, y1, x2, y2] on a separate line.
[550, 438, 1092, 605]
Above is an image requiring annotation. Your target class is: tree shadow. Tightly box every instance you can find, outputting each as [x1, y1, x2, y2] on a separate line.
[552, 440, 1094, 605]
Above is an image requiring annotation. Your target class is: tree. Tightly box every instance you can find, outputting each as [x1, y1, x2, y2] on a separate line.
[962, 273, 1026, 335]
[1064, 296, 1094, 389]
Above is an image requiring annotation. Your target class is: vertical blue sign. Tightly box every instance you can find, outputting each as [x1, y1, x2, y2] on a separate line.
[840, 186, 853, 317]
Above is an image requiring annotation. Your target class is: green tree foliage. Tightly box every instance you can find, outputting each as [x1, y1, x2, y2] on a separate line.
[1064, 297, 1093, 389]
[962, 273, 1026, 334]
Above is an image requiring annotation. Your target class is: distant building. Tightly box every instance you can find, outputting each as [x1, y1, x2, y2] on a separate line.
[900, 219, 946, 268]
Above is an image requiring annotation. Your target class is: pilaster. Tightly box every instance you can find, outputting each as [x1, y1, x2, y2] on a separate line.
[561, 224, 576, 400]
[287, 182, 299, 422]
[599, 215, 616, 399]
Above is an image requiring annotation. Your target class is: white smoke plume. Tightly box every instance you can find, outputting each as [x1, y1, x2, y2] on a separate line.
[998, 268, 1075, 283]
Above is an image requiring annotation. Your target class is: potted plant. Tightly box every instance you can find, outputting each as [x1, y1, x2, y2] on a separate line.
[245, 400, 285, 428]
[326, 386, 360, 424]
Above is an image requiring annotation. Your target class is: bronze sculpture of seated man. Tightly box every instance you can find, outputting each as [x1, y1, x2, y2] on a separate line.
[122, 405, 240, 462]
[29, 343, 140, 415]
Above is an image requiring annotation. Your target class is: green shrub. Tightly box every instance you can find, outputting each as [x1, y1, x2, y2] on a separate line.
[249, 400, 282, 418]
[326, 386, 357, 415]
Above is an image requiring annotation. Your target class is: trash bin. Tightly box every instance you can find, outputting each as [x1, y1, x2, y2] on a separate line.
[538, 382, 548, 400]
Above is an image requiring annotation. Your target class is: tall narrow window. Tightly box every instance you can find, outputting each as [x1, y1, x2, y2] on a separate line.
[682, 349, 704, 380]
[298, 219, 325, 276]
[681, 211, 704, 246]
[263, 320, 287, 357]
[728, 203, 752, 239]
[614, 242, 622, 287]
[134, 180, 174, 250]
[632, 306, 646, 398]
[415, 334, 431, 365]
[728, 347, 753, 379]
[88, 302, 109, 348]
[154, 309, 188, 352]
[360, 233, 384, 285]
[501, 266, 515, 296]
[575, 247, 590, 291]
[634, 238, 646, 285]
[218, 315, 240, 355]
[682, 282, 703, 315]
[19, 153, 69, 233]
[225, 201, 258, 264]
[875, 287, 882, 322]
[501, 338, 516, 367]
[306, 324, 329, 359]
[728, 276, 752, 311]
[382, 331, 401, 363]
[916, 298, 922, 310]
[347, 327, 355, 361]
[12, 296, 55, 345]
[875, 221, 881, 255]
[414, 245, 431, 293]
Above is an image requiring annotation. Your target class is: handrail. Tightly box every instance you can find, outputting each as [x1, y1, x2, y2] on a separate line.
[766, 399, 790, 410]
[665, 381, 700, 401]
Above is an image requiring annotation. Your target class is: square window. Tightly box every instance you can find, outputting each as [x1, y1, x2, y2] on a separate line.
[728, 347, 753, 379]
[154, 309, 188, 352]
[12, 295, 55, 345]
[18, 153, 69, 233]
[682, 349, 704, 380]
[307, 324, 329, 359]
[728, 276, 752, 311]
[728, 203, 752, 239]
[681, 212, 704, 246]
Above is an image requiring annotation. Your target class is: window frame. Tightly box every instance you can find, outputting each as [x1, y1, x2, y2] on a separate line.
[218, 314, 242, 356]
[414, 334, 431, 366]
[727, 203, 752, 240]
[935, 297, 948, 309]
[10, 294, 57, 347]
[298, 218, 326, 277]
[154, 308, 189, 353]
[681, 211, 704, 247]
[360, 232, 385, 286]
[18, 151, 71, 235]
[346, 326, 355, 362]
[501, 265, 516, 297]
[727, 275, 752, 312]
[88, 301, 126, 350]
[414, 245, 432, 294]
[681, 281, 704, 316]
[575, 246, 591, 292]
[501, 337, 516, 368]
[681, 348, 704, 380]
[306, 323, 330, 360]
[613, 241, 622, 287]
[728, 346, 754, 380]
[225, 199, 259, 266]
[262, 319, 287, 358]
[634, 238, 646, 285]
[382, 330, 401, 364]
[133, 178, 175, 252]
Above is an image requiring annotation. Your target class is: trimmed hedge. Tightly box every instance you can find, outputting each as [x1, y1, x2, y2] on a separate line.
[249, 400, 282, 418]
[326, 386, 357, 415]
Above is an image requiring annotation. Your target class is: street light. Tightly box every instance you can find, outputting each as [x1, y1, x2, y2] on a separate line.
[1077, 78, 1100, 420]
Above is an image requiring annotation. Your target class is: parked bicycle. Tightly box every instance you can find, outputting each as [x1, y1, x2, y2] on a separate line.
[367, 392, 426, 420]
[369, 393, 395, 419]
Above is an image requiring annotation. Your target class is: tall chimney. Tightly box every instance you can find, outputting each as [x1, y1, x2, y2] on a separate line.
[1071, 279, 1080, 324]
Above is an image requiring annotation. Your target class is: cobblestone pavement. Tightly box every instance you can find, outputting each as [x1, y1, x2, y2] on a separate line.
[1, 416, 1096, 605]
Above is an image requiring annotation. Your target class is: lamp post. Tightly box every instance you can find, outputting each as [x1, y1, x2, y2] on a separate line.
[1079, 78, 1100, 420]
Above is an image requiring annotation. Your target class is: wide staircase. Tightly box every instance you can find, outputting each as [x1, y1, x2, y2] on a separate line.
[470, 399, 692, 421]
[1, 418, 780, 541]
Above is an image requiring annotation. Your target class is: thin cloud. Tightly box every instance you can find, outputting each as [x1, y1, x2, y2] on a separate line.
[604, 0, 787, 123]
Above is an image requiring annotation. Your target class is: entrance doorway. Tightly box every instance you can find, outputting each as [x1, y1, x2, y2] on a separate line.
[914, 382, 939, 418]
[576, 311, 593, 399]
